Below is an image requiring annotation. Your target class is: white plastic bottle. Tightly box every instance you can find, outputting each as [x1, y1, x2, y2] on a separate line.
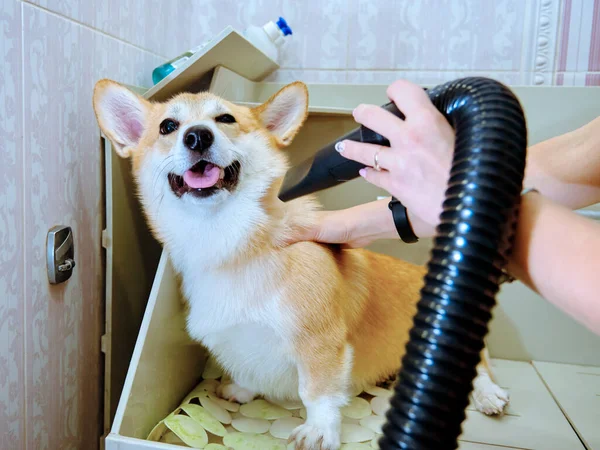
[243, 17, 293, 62]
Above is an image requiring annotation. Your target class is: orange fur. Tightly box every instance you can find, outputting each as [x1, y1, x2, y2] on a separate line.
[277, 240, 426, 394]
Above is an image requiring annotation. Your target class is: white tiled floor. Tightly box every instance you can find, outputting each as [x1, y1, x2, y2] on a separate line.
[459, 360, 586, 450]
[534, 361, 600, 450]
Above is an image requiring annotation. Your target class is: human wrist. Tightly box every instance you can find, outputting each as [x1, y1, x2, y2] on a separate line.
[504, 188, 543, 283]
[351, 198, 435, 245]
[358, 199, 400, 242]
[342, 198, 400, 246]
[378, 197, 436, 242]
[406, 209, 436, 239]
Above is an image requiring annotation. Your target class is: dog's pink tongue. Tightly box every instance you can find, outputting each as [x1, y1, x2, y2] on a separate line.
[183, 163, 220, 189]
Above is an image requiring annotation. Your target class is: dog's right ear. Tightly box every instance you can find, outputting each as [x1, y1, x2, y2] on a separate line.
[254, 81, 309, 148]
[93, 79, 150, 158]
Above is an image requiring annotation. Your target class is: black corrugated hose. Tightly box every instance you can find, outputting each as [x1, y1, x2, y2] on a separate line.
[378, 77, 528, 449]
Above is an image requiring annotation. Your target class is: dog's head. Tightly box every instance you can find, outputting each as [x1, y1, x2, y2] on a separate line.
[93, 80, 308, 224]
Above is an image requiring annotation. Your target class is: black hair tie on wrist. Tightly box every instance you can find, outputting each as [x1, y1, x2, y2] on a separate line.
[388, 196, 419, 243]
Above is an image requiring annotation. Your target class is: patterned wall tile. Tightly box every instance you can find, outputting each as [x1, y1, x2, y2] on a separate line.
[22, 0, 308, 67]
[555, 0, 600, 85]
[556, 72, 600, 86]
[26, 0, 171, 55]
[347, 0, 395, 70]
[27, 0, 348, 71]
[0, 1, 25, 449]
[28, 0, 594, 86]
[370, 0, 528, 71]
[585, 73, 600, 86]
[24, 0, 600, 87]
[590, 1, 600, 71]
[295, 0, 349, 69]
[22, 4, 162, 449]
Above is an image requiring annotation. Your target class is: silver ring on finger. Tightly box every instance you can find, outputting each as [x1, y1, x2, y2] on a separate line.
[374, 149, 382, 171]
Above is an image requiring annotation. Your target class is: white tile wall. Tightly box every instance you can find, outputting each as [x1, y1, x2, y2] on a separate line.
[1, 1, 599, 449]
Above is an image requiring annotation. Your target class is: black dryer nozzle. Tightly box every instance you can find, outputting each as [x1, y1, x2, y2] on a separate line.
[277, 102, 405, 202]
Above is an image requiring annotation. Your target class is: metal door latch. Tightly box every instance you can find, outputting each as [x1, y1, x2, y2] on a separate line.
[47, 225, 76, 284]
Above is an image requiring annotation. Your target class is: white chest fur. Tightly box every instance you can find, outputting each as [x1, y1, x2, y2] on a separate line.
[202, 323, 300, 400]
[154, 181, 303, 399]
[181, 259, 301, 400]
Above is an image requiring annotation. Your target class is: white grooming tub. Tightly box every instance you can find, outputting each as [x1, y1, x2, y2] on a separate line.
[100, 31, 600, 450]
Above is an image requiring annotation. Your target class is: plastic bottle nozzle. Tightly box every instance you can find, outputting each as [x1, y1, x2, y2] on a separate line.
[276, 17, 292, 36]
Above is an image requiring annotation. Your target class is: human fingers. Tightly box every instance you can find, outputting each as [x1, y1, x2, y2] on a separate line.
[282, 213, 324, 245]
[386, 79, 438, 118]
[336, 140, 396, 172]
[282, 225, 316, 245]
[283, 210, 351, 246]
[351, 103, 406, 145]
[358, 166, 396, 194]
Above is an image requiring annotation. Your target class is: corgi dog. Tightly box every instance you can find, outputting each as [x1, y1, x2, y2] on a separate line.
[93, 79, 509, 449]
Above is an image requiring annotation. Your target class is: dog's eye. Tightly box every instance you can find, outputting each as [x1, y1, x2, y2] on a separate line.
[160, 119, 179, 135]
[215, 114, 236, 124]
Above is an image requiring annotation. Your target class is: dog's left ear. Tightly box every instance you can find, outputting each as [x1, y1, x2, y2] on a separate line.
[255, 81, 308, 147]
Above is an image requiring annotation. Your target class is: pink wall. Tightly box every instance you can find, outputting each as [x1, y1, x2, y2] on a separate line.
[556, 0, 600, 85]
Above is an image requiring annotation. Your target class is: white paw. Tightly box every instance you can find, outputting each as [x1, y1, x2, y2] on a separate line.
[472, 378, 509, 415]
[289, 423, 341, 450]
[216, 382, 256, 404]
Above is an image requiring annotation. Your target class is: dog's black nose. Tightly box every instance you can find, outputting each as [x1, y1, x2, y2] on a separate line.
[184, 126, 214, 152]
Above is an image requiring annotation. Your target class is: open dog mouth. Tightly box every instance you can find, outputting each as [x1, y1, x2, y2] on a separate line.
[168, 160, 241, 198]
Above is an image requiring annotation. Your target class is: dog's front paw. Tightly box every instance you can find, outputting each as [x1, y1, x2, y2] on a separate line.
[216, 382, 256, 404]
[472, 379, 509, 415]
[289, 423, 340, 450]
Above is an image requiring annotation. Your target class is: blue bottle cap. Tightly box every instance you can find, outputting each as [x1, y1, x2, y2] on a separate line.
[276, 17, 292, 36]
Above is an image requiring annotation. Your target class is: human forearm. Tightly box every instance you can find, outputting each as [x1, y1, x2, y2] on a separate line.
[524, 115, 600, 209]
[331, 190, 600, 334]
[506, 191, 600, 334]
[286, 198, 400, 248]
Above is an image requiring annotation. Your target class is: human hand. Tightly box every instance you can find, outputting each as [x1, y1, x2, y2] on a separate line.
[337, 79, 455, 238]
[285, 199, 401, 248]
